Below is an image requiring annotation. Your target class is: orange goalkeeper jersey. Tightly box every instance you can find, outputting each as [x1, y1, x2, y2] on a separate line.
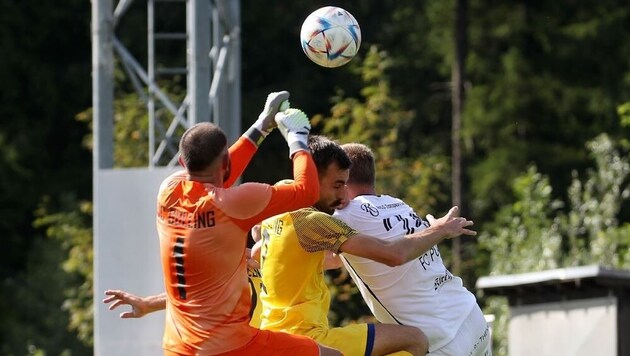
[156, 137, 319, 355]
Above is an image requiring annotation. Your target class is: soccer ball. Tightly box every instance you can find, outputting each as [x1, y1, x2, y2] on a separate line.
[300, 6, 361, 68]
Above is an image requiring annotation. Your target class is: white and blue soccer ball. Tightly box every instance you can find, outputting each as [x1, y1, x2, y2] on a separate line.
[300, 6, 361, 68]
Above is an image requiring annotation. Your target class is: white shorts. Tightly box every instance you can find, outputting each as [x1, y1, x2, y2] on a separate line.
[429, 306, 492, 356]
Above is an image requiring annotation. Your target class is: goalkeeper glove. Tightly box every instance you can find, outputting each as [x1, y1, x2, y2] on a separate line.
[275, 108, 311, 158]
[243, 91, 290, 146]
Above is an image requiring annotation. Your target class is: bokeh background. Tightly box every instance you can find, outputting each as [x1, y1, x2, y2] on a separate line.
[1, 0, 629, 354]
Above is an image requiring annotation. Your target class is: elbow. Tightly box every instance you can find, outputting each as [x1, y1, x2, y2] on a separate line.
[293, 181, 318, 206]
[385, 255, 406, 267]
[380, 243, 407, 267]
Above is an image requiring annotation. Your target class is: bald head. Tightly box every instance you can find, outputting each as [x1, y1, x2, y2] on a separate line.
[179, 122, 227, 173]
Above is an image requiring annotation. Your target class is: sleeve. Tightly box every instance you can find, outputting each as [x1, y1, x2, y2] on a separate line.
[223, 150, 320, 231]
[291, 209, 359, 253]
[224, 136, 258, 188]
[332, 204, 364, 232]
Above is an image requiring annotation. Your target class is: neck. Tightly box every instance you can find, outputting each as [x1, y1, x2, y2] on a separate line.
[347, 184, 377, 200]
[186, 168, 223, 185]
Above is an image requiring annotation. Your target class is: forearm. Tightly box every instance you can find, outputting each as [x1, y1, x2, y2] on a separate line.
[224, 137, 258, 187]
[291, 151, 320, 203]
[144, 293, 167, 314]
[397, 227, 448, 263]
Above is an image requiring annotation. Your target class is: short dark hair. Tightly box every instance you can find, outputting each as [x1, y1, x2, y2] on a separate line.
[179, 122, 227, 172]
[342, 143, 375, 186]
[308, 135, 352, 175]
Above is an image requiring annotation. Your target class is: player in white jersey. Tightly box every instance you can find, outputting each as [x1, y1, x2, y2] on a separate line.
[333, 143, 491, 356]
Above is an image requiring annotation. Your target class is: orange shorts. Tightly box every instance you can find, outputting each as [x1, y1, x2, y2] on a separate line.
[219, 329, 318, 356]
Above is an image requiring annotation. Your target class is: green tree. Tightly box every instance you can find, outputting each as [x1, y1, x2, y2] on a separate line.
[0, 0, 92, 352]
[479, 166, 563, 275]
[564, 133, 630, 267]
[33, 198, 94, 347]
[462, 0, 630, 219]
[0, 194, 91, 355]
[315, 46, 451, 325]
[479, 132, 630, 355]
[315, 46, 450, 216]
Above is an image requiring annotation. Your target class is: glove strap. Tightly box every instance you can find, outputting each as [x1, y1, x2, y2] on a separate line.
[287, 131, 309, 158]
[289, 141, 309, 157]
[243, 126, 265, 147]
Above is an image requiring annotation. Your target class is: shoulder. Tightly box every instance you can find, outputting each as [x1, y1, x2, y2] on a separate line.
[159, 170, 186, 191]
[383, 194, 408, 205]
[291, 208, 354, 231]
[335, 197, 376, 217]
[225, 182, 272, 194]
[290, 207, 334, 222]
[214, 182, 273, 219]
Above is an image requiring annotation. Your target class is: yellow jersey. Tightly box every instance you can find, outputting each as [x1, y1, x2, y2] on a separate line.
[259, 207, 358, 336]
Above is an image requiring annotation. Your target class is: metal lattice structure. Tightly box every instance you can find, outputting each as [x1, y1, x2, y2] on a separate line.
[92, 2, 240, 353]
[92, 0, 241, 169]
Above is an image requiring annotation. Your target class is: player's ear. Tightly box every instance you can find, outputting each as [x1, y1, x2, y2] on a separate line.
[222, 153, 232, 183]
[222, 154, 229, 169]
[178, 155, 185, 168]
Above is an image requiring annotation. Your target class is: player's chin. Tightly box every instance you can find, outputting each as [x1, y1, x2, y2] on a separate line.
[328, 203, 345, 212]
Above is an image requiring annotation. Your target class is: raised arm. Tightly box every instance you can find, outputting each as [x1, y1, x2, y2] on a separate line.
[224, 91, 290, 187]
[228, 109, 319, 231]
[339, 206, 475, 266]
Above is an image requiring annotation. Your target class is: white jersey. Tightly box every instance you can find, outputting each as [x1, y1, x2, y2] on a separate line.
[334, 194, 477, 352]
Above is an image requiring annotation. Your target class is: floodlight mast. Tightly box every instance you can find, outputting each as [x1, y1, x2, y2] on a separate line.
[92, 0, 241, 169]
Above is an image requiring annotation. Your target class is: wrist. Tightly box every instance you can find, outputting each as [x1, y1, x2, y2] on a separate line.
[145, 294, 167, 313]
[287, 131, 309, 158]
[243, 126, 266, 147]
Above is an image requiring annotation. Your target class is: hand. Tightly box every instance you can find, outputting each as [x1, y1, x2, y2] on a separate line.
[274, 108, 311, 158]
[250, 239, 263, 266]
[426, 206, 476, 239]
[324, 251, 343, 270]
[246, 247, 261, 269]
[251, 224, 262, 243]
[103, 289, 156, 318]
[243, 91, 290, 146]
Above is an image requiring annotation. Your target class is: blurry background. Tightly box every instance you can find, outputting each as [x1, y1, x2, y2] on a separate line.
[1, 0, 629, 355]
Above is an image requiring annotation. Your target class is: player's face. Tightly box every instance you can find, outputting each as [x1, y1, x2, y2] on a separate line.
[315, 162, 349, 215]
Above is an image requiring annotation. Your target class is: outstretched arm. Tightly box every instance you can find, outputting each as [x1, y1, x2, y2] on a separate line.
[103, 290, 166, 318]
[339, 206, 475, 266]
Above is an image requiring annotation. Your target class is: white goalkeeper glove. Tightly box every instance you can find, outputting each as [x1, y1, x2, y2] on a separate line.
[243, 91, 290, 146]
[274, 108, 311, 158]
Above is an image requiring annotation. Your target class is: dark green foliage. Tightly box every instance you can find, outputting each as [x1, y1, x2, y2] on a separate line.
[463, 0, 630, 216]
[2, 0, 630, 353]
[0, 236, 89, 355]
[0, 0, 92, 352]
[0, 0, 92, 282]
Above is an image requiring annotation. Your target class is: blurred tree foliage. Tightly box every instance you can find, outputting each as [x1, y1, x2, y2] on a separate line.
[462, 1, 630, 218]
[2, 0, 630, 354]
[479, 130, 630, 354]
[0, 0, 92, 353]
[314, 46, 450, 214]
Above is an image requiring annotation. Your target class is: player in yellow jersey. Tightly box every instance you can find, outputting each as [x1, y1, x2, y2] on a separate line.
[257, 135, 476, 356]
